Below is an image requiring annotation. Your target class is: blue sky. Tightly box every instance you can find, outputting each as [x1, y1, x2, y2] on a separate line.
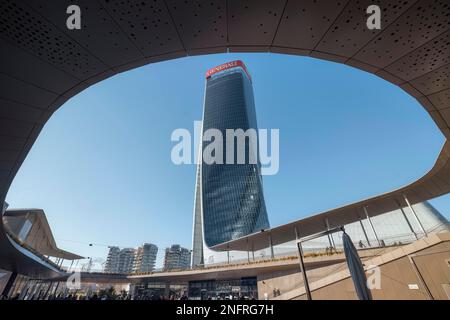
[5, 53, 449, 269]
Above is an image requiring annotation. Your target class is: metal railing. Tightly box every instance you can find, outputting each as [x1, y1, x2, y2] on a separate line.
[86, 223, 449, 277]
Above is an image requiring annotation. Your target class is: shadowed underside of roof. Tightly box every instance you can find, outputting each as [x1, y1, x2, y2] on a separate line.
[3, 209, 84, 260]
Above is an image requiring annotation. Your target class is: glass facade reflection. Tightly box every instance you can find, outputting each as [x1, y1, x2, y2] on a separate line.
[192, 61, 270, 266]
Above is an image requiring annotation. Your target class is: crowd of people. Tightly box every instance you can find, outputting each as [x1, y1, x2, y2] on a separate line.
[1, 291, 259, 300]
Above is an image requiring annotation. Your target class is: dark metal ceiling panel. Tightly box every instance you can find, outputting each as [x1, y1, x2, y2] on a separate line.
[429, 109, 449, 129]
[310, 50, 347, 63]
[326, 209, 358, 230]
[0, 73, 57, 108]
[0, 98, 43, 123]
[23, 0, 144, 67]
[432, 176, 449, 192]
[427, 89, 450, 110]
[293, 216, 327, 239]
[100, 0, 185, 57]
[227, 0, 286, 46]
[436, 171, 450, 186]
[417, 96, 436, 112]
[0, 169, 10, 186]
[0, 136, 26, 151]
[0, 149, 19, 170]
[345, 58, 378, 74]
[409, 63, 450, 95]
[0, 148, 20, 161]
[354, 0, 450, 68]
[374, 69, 404, 85]
[273, 0, 348, 50]
[188, 46, 227, 56]
[166, 0, 227, 51]
[403, 190, 422, 204]
[0, 39, 79, 94]
[422, 180, 442, 195]
[411, 185, 433, 200]
[384, 30, 450, 82]
[0, 118, 34, 139]
[271, 227, 296, 245]
[437, 108, 450, 127]
[0, 0, 108, 80]
[430, 176, 450, 192]
[400, 82, 424, 98]
[5, 124, 44, 179]
[316, 0, 416, 58]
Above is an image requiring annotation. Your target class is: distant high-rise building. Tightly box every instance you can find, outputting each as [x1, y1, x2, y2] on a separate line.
[164, 244, 191, 271]
[133, 243, 158, 273]
[192, 60, 270, 267]
[104, 246, 120, 273]
[104, 244, 159, 274]
[117, 248, 136, 274]
[104, 246, 136, 274]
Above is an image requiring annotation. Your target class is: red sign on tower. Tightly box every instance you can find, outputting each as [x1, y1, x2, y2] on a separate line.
[205, 60, 252, 81]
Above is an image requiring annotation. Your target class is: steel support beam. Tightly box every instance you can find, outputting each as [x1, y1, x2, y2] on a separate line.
[396, 200, 418, 240]
[403, 194, 427, 237]
[359, 219, 371, 247]
[325, 218, 336, 248]
[294, 226, 312, 300]
[268, 233, 275, 259]
[363, 206, 381, 246]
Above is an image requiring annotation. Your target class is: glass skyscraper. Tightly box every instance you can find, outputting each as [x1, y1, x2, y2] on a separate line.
[192, 61, 270, 267]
